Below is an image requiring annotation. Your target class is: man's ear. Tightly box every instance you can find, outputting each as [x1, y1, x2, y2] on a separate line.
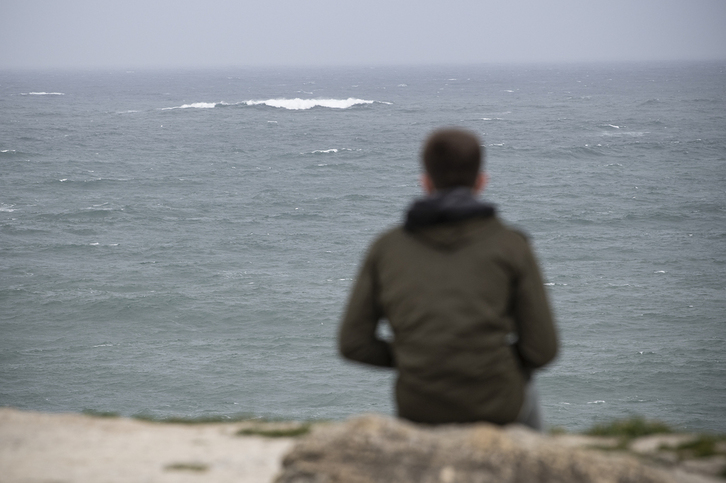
[421, 173, 436, 194]
[474, 172, 488, 194]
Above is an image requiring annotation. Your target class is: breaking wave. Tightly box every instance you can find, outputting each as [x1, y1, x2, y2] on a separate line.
[161, 102, 227, 110]
[160, 98, 387, 111]
[245, 98, 381, 110]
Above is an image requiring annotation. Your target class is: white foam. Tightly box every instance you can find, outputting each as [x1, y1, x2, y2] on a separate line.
[161, 98, 387, 111]
[587, 400, 605, 404]
[24, 92, 64, 96]
[244, 98, 382, 110]
[312, 149, 338, 154]
[0, 204, 16, 212]
[161, 102, 222, 110]
[602, 131, 646, 137]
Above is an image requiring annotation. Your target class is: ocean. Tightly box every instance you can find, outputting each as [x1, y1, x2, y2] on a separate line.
[1, 63, 724, 432]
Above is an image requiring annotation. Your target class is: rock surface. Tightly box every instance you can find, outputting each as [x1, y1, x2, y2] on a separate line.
[276, 414, 720, 483]
[1, 408, 722, 483]
[0, 408, 294, 483]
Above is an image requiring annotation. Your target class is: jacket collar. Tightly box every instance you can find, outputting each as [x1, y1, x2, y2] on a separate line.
[405, 187, 495, 231]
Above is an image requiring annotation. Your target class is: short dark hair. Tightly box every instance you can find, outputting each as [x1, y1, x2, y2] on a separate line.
[422, 129, 484, 189]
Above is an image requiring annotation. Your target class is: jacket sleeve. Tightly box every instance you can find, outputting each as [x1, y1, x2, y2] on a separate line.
[513, 241, 559, 370]
[338, 247, 395, 368]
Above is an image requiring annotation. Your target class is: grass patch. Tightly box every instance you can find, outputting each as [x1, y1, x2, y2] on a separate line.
[589, 439, 631, 452]
[132, 413, 257, 424]
[82, 409, 120, 418]
[675, 435, 719, 458]
[236, 424, 311, 438]
[165, 462, 208, 472]
[586, 417, 673, 439]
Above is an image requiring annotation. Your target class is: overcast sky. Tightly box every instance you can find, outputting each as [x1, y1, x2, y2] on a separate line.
[2, 0, 725, 69]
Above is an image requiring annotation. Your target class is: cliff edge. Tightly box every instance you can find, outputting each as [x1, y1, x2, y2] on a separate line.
[1, 408, 723, 483]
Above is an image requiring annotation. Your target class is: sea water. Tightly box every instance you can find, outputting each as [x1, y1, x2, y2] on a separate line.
[1, 63, 724, 432]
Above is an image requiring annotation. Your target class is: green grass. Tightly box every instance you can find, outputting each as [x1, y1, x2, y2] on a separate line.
[236, 424, 311, 438]
[81, 409, 317, 434]
[81, 409, 120, 418]
[132, 414, 258, 424]
[675, 435, 720, 458]
[164, 462, 208, 472]
[585, 417, 673, 438]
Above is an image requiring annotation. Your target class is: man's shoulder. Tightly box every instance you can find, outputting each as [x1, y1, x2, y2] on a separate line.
[457, 216, 531, 248]
[369, 218, 530, 245]
[364, 217, 533, 255]
[494, 219, 531, 244]
[467, 217, 536, 263]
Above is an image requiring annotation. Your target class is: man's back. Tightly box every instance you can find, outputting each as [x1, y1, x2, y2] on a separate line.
[339, 197, 557, 424]
[338, 129, 558, 426]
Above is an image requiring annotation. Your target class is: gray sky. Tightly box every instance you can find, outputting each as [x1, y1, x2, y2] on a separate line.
[2, 0, 725, 69]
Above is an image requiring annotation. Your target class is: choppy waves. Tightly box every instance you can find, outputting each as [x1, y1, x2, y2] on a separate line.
[161, 98, 386, 111]
[3, 64, 725, 431]
[0, 149, 33, 159]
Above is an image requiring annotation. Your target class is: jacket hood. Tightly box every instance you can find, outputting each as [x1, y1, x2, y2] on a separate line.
[404, 187, 496, 250]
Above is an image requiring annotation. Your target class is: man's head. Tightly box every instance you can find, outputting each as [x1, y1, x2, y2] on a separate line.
[422, 128, 485, 193]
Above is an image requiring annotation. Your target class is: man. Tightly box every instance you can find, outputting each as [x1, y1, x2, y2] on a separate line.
[338, 128, 558, 429]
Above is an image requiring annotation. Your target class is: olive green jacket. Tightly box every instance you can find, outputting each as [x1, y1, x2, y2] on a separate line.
[339, 216, 558, 424]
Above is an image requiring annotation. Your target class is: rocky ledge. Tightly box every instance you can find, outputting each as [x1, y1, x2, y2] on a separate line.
[1, 408, 724, 483]
[277, 414, 726, 483]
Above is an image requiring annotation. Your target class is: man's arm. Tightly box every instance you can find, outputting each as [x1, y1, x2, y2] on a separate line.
[513, 242, 559, 370]
[338, 250, 395, 368]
